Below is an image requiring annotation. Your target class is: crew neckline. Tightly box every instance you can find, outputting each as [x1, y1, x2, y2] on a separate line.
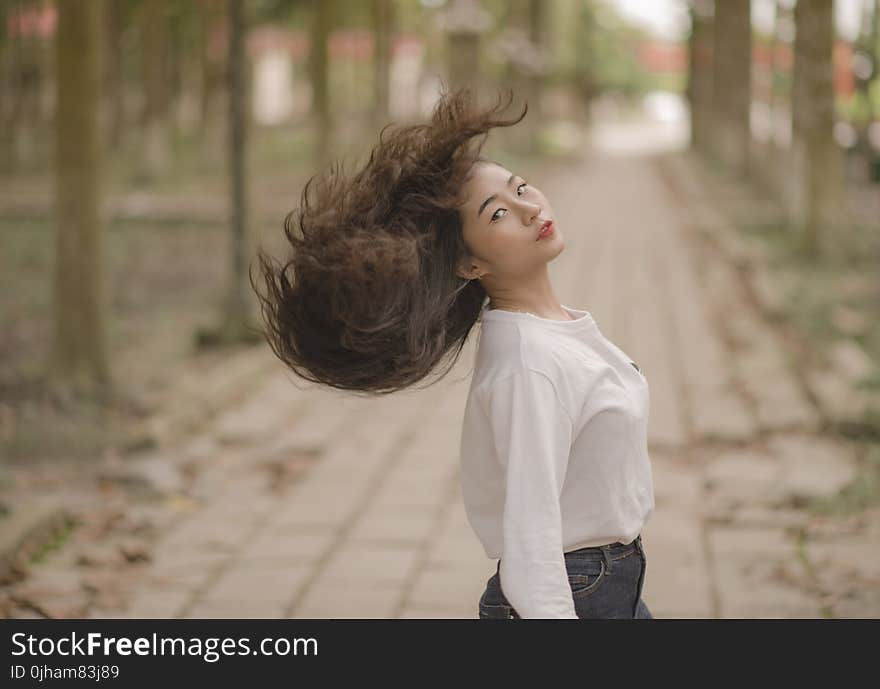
[480, 302, 596, 329]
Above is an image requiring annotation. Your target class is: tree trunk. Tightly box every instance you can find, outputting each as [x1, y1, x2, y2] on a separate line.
[220, 0, 251, 342]
[526, 0, 547, 132]
[7, 0, 43, 169]
[174, 3, 203, 135]
[140, 0, 170, 181]
[103, 0, 126, 149]
[0, 0, 10, 169]
[574, 0, 598, 120]
[447, 31, 480, 92]
[37, 0, 53, 133]
[761, 0, 785, 197]
[790, 0, 839, 256]
[444, 0, 491, 95]
[688, 0, 714, 152]
[372, 0, 393, 130]
[854, 0, 879, 177]
[769, 0, 782, 147]
[309, 0, 332, 168]
[711, 0, 751, 175]
[49, 0, 111, 396]
[197, 0, 225, 164]
[497, 0, 537, 154]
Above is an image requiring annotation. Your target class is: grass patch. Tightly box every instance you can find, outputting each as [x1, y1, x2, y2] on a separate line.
[792, 528, 834, 618]
[738, 214, 880, 371]
[806, 443, 880, 516]
[28, 519, 75, 566]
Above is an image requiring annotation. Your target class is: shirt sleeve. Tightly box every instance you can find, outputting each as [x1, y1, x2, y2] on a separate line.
[482, 368, 578, 619]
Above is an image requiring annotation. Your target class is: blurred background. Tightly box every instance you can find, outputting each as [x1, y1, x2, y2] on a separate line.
[0, 0, 878, 620]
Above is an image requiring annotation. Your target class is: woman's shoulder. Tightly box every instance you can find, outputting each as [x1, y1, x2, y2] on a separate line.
[473, 327, 603, 394]
[517, 325, 606, 377]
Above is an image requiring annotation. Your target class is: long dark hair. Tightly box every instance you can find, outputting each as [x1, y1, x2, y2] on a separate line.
[249, 86, 527, 396]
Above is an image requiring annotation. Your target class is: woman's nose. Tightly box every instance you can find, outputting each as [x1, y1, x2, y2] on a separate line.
[519, 201, 541, 221]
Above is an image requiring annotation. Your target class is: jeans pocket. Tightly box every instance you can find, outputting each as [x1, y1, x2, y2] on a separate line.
[568, 558, 606, 599]
[478, 589, 516, 619]
[478, 601, 516, 619]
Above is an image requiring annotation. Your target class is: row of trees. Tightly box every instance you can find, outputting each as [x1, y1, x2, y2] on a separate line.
[687, 0, 879, 257]
[0, 1, 500, 176]
[7, 0, 664, 402]
[43, 0, 254, 399]
[1, 1, 673, 176]
[1, 0, 228, 177]
[5, 0, 429, 400]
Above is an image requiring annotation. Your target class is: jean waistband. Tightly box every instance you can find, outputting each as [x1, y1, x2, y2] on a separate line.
[495, 534, 642, 575]
[564, 534, 642, 559]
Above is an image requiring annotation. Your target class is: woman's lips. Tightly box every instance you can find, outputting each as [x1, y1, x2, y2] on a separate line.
[537, 221, 555, 240]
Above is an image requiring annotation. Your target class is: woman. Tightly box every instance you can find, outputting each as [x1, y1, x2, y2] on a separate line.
[251, 86, 655, 619]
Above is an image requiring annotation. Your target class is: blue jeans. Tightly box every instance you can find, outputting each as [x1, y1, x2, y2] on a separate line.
[478, 534, 653, 619]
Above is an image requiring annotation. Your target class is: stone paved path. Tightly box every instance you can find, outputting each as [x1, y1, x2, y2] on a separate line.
[8, 117, 878, 619]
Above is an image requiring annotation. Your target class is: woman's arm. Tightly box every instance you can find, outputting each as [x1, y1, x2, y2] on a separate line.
[483, 368, 578, 619]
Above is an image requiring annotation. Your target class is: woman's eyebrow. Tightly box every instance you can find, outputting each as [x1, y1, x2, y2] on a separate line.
[477, 173, 517, 219]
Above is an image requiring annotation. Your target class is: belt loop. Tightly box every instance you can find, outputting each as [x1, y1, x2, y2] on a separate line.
[600, 544, 613, 573]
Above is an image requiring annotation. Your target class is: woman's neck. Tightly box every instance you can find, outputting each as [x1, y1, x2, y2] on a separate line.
[487, 299, 573, 321]
[482, 264, 574, 320]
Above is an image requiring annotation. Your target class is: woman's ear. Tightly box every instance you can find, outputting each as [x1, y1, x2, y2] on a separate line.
[456, 260, 485, 281]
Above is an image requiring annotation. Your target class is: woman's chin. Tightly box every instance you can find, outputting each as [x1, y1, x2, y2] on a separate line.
[545, 236, 565, 256]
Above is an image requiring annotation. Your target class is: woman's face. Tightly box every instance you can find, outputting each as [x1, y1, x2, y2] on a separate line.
[456, 161, 564, 282]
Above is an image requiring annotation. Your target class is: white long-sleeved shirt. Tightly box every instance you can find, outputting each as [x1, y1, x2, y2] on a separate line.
[459, 303, 655, 619]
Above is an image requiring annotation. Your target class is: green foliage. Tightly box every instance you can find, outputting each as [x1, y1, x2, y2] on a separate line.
[249, 0, 303, 23]
[837, 83, 880, 126]
[328, 0, 375, 28]
[578, 0, 669, 97]
[394, 0, 434, 33]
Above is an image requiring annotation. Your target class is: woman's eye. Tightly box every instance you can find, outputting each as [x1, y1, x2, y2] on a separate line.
[490, 182, 529, 223]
